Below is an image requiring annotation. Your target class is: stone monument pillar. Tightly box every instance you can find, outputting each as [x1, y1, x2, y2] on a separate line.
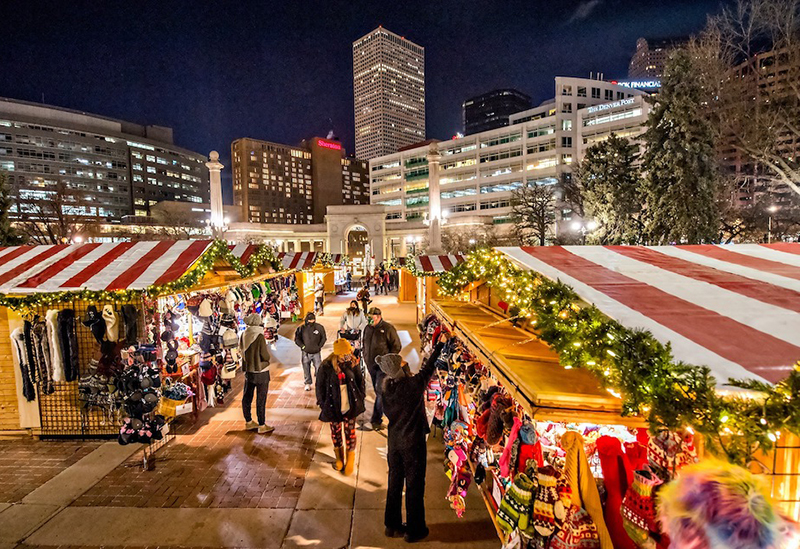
[426, 143, 443, 254]
[206, 151, 225, 238]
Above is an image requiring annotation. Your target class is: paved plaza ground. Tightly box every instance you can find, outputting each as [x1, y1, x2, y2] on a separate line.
[0, 293, 500, 549]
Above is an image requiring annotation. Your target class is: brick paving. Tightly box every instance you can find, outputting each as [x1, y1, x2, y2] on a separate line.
[0, 439, 103, 503]
[73, 365, 321, 509]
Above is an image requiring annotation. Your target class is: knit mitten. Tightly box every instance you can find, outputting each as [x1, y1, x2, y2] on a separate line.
[621, 469, 662, 546]
[533, 465, 560, 536]
[555, 472, 573, 528]
[497, 472, 534, 534]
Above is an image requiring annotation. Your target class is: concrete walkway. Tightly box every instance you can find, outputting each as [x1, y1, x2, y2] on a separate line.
[1, 292, 500, 549]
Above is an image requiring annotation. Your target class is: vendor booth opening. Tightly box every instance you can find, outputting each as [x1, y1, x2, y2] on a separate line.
[0, 240, 307, 442]
[412, 244, 800, 548]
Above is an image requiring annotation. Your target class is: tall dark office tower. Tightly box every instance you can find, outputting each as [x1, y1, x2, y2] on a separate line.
[231, 137, 369, 225]
[628, 37, 687, 79]
[462, 89, 532, 136]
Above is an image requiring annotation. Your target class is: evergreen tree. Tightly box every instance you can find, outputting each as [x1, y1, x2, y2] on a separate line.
[641, 49, 721, 244]
[574, 134, 644, 244]
[0, 172, 22, 246]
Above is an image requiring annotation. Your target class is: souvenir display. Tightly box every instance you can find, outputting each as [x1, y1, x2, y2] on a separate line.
[420, 313, 703, 549]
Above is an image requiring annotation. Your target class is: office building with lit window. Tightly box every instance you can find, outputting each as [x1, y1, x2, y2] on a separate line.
[231, 137, 369, 225]
[462, 89, 532, 135]
[369, 77, 649, 234]
[0, 96, 208, 221]
[353, 27, 426, 160]
[628, 37, 687, 79]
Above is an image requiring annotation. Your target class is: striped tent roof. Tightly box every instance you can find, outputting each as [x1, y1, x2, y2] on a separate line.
[497, 244, 800, 384]
[228, 243, 260, 265]
[0, 240, 214, 294]
[414, 254, 466, 273]
[276, 252, 344, 270]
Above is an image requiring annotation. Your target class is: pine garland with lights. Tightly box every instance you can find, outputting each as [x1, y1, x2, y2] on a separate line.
[0, 240, 285, 311]
[404, 252, 442, 277]
[437, 249, 800, 464]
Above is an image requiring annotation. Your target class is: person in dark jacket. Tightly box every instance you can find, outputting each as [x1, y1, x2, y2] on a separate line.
[239, 313, 274, 434]
[356, 286, 371, 315]
[316, 338, 366, 476]
[361, 307, 402, 430]
[294, 312, 327, 391]
[378, 342, 444, 543]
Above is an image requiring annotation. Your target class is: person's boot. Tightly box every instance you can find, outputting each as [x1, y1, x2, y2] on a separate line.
[333, 446, 345, 471]
[343, 449, 356, 476]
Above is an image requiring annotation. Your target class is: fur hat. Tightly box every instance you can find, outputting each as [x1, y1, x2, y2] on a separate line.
[333, 338, 353, 356]
[376, 353, 404, 379]
[198, 298, 213, 317]
[244, 313, 262, 327]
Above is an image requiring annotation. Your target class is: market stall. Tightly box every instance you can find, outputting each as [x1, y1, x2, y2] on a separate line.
[414, 243, 800, 548]
[0, 239, 288, 439]
[402, 254, 466, 321]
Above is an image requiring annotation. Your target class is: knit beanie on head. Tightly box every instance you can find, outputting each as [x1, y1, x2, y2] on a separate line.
[333, 338, 353, 356]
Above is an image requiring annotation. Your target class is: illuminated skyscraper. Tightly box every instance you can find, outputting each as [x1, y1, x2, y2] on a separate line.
[352, 27, 425, 160]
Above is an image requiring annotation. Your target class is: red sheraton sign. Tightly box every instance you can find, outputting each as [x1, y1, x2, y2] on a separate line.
[317, 139, 342, 150]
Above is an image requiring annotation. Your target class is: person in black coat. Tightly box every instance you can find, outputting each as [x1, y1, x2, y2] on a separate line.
[316, 338, 366, 476]
[378, 341, 443, 544]
[362, 307, 401, 430]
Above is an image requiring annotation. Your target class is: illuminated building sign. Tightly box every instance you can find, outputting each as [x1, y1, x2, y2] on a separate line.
[587, 98, 635, 114]
[317, 139, 342, 150]
[611, 79, 661, 89]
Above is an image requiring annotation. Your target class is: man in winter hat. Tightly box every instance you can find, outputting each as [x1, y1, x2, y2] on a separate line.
[380, 341, 444, 543]
[240, 313, 273, 434]
[294, 312, 327, 391]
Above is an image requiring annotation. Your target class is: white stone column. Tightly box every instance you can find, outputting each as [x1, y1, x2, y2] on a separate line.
[400, 237, 408, 257]
[206, 151, 225, 238]
[427, 144, 443, 254]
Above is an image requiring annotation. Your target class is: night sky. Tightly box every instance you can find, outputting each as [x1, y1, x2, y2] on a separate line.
[3, 0, 732, 202]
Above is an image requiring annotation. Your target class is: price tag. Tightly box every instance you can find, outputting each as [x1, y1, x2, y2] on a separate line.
[491, 479, 502, 507]
[181, 363, 190, 376]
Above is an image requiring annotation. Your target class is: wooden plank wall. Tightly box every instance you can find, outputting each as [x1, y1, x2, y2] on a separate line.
[0, 306, 20, 431]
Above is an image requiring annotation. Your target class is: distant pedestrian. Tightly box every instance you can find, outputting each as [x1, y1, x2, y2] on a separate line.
[364, 270, 372, 291]
[379, 342, 443, 543]
[316, 338, 366, 476]
[294, 312, 327, 391]
[357, 286, 371, 315]
[346, 271, 353, 292]
[239, 314, 274, 434]
[373, 273, 382, 295]
[362, 307, 401, 430]
[314, 278, 325, 315]
[382, 270, 390, 294]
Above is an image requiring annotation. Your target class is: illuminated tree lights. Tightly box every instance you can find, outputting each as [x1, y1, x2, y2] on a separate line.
[0, 240, 285, 310]
[435, 249, 800, 464]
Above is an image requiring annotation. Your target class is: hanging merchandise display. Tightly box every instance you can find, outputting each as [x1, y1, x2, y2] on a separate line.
[418, 310, 715, 549]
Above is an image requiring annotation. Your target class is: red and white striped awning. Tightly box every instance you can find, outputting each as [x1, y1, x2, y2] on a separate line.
[228, 243, 261, 265]
[0, 240, 214, 294]
[498, 244, 800, 384]
[276, 252, 344, 270]
[415, 254, 466, 273]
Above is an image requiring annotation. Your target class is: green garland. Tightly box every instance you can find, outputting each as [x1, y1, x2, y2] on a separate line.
[0, 239, 285, 311]
[437, 249, 800, 465]
[404, 252, 443, 277]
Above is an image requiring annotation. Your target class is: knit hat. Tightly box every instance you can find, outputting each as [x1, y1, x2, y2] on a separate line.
[376, 353, 404, 379]
[198, 298, 213, 317]
[550, 505, 602, 549]
[496, 472, 535, 534]
[244, 313, 262, 326]
[305, 312, 316, 323]
[533, 465, 563, 536]
[333, 338, 353, 356]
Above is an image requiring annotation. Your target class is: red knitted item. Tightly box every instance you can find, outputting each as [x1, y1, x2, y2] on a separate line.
[517, 440, 544, 473]
[596, 436, 637, 549]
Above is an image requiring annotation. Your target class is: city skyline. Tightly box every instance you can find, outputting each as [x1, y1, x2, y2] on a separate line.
[2, 0, 734, 199]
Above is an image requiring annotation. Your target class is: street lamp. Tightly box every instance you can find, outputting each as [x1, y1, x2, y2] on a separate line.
[768, 205, 779, 244]
[571, 220, 598, 245]
[406, 235, 421, 255]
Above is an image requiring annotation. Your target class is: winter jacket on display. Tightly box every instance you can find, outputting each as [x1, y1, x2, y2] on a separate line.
[294, 318, 327, 354]
[381, 342, 443, 450]
[32, 320, 54, 395]
[58, 309, 79, 382]
[239, 315, 270, 385]
[45, 309, 64, 382]
[11, 328, 36, 401]
[316, 354, 366, 422]
[362, 319, 401, 373]
[23, 321, 38, 383]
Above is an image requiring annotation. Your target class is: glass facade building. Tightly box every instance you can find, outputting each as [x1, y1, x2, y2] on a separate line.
[462, 89, 532, 136]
